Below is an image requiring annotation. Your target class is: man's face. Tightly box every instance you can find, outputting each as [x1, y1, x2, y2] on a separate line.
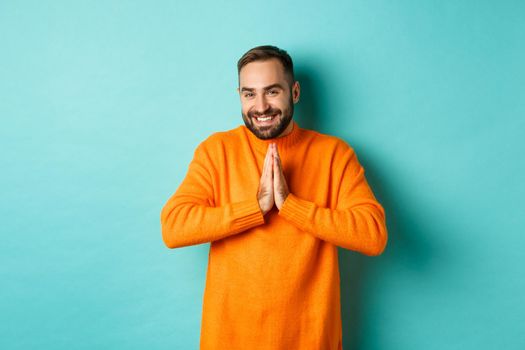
[237, 59, 300, 140]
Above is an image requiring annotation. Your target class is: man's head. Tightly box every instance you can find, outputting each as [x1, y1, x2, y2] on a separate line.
[237, 45, 300, 140]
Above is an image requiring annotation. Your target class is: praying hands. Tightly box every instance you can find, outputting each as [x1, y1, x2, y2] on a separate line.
[257, 143, 290, 215]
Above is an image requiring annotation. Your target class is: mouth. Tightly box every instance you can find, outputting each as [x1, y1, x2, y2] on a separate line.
[253, 112, 279, 126]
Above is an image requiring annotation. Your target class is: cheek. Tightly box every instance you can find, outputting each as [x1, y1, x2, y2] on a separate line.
[241, 103, 250, 113]
[276, 100, 288, 110]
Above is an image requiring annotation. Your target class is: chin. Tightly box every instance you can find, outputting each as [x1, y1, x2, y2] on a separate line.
[242, 111, 292, 140]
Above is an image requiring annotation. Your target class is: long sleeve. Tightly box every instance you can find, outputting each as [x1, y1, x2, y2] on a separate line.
[160, 141, 265, 248]
[169, 123, 386, 348]
[278, 148, 388, 256]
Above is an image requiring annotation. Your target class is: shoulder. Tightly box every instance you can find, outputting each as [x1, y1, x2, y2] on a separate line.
[301, 128, 361, 176]
[202, 125, 242, 145]
[301, 127, 356, 156]
[194, 125, 244, 154]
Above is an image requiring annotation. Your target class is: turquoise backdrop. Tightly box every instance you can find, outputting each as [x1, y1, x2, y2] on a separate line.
[1, 1, 524, 349]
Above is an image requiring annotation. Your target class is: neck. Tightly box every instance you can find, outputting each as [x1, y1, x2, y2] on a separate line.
[243, 119, 302, 153]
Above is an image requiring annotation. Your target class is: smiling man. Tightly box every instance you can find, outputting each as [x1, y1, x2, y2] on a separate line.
[238, 57, 297, 141]
[161, 45, 388, 350]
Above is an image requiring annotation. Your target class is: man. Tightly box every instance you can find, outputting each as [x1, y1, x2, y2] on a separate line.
[161, 45, 388, 350]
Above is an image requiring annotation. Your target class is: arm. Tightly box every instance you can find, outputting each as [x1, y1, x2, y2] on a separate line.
[160, 142, 265, 248]
[278, 148, 388, 256]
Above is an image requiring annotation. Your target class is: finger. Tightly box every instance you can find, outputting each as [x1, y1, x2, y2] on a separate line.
[275, 144, 282, 165]
[262, 145, 269, 176]
[273, 144, 281, 171]
[269, 146, 274, 180]
[263, 144, 272, 177]
[273, 145, 279, 181]
[273, 153, 284, 199]
[264, 145, 273, 182]
[273, 145, 287, 187]
[261, 149, 267, 179]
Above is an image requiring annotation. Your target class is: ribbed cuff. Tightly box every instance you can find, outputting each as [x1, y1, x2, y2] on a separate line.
[278, 193, 316, 230]
[230, 198, 266, 232]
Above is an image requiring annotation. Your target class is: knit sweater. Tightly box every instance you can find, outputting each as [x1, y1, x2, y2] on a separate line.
[160, 120, 388, 350]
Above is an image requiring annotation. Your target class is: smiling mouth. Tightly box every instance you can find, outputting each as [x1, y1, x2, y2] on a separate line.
[253, 113, 279, 123]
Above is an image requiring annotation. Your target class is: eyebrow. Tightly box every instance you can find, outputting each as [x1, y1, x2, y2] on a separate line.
[240, 83, 286, 92]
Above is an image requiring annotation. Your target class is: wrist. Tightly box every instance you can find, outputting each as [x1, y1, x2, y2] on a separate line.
[258, 199, 269, 216]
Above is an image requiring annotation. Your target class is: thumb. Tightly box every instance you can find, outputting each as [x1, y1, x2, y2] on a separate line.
[272, 145, 280, 188]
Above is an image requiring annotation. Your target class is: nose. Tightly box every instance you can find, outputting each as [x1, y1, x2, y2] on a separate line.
[254, 94, 269, 113]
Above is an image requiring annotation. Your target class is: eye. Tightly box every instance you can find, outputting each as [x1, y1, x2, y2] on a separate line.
[243, 92, 254, 98]
[267, 90, 278, 96]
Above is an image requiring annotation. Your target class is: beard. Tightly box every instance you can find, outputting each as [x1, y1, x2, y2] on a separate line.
[241, 95, 294, 140]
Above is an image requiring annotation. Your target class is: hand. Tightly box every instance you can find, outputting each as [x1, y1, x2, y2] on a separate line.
[272, 143, 290, 210]
[257, 144, 275, 215]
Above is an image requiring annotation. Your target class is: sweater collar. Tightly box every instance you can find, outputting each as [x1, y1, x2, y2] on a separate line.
[242, 119, 303, 152]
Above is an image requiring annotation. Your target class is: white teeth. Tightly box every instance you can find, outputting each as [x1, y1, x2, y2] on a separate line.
[256, 114, 276, 122]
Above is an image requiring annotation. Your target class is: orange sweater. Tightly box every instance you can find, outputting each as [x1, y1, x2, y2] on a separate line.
[161, 120, 387, 350]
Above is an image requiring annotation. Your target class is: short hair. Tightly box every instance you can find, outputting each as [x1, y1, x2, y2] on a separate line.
[237, 45, 295, 87]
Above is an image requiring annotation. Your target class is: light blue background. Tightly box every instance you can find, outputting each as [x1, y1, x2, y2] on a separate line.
[1, 1, 524, 349]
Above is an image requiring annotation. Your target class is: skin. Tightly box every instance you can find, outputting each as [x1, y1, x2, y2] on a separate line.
[257, 143, 290, 215]
[237, 58, 300, 139]
[236, 58, 300, 215]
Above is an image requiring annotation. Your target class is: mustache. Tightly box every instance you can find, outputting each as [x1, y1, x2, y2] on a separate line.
[249, 107, 281, 118]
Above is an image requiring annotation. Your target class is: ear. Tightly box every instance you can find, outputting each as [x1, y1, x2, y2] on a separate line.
[292, 81, 300, 103]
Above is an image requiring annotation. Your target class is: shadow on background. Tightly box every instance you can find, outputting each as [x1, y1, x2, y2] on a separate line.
[295, 66, 437, 349]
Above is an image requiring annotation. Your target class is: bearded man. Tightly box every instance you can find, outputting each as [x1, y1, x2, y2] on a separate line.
[161, 45, 388, 350]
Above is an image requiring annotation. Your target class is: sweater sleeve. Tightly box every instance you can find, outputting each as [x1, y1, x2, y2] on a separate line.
[160, 141, 265, 248]
[278, 147, 388, 256]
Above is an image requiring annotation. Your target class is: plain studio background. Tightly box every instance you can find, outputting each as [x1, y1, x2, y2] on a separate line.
[1, 1, 524, 349]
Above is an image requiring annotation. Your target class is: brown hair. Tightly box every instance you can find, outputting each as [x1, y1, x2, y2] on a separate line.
[237, 45, 295, 87]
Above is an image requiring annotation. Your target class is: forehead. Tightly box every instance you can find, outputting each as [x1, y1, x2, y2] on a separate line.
[239, 58, 287, 88]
